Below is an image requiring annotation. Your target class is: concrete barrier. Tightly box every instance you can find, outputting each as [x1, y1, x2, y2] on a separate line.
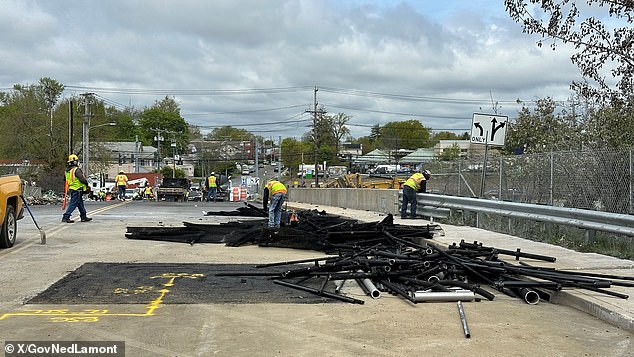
[288, 188, 399, 215]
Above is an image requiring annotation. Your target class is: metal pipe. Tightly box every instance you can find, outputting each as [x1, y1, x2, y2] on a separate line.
[428, 271, 446, 283]
[413, 290, 475, 302]
[273, 279, 365, 305]
[356, 271, 381, 299]
[516, 288, 540, 305]
[437, 280, 496, 301]
[380, 279, 415, 303]
[334, 280, 346, 294]
[457, 301, 471, 338]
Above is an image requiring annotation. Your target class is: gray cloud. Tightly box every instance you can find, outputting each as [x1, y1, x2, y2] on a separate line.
[1, 0, 587, 138]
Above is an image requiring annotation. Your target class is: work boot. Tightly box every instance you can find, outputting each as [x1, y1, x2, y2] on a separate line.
[61, 218, 74, 223]
[80, 217, 93, 222]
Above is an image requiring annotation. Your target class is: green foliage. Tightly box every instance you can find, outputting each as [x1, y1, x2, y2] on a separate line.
[208, 126, 253, 140]
[430, 131, 470, 146]
[438, 143, 461, 161]
[505, 97, 634, 154]
[353, 136, 376, 155]
[281, 138, 312, 175]
[139, 107, 189, 154]
[585, 105, 634, 149]
[378, 120, 432, 150]
[159, 166, 186, 179]
[504, 0, 634, 105]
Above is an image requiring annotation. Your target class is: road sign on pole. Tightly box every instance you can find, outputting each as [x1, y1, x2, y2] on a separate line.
[470, 113, 508, 146]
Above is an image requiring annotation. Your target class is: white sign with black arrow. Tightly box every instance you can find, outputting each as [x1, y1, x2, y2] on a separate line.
[470, 113, 508, 146]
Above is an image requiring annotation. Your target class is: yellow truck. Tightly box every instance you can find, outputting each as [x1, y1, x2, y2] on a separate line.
[0, 175, 24, 248]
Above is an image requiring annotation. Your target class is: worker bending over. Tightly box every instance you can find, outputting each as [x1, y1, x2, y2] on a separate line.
[263, 180, 287, 228]
[401, 170, 431, 219]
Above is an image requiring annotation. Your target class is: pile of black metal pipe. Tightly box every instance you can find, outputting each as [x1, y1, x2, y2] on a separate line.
[234, 236, 632, 305]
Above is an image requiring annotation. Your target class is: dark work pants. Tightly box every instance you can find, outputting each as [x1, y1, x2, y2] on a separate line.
[401, 186, 418, 218]
[63, 189, 87, 220]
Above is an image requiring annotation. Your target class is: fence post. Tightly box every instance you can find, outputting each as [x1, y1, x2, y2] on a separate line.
[549, 151, 554, 206]
[629, 149, 634, 214]
[630, 149, 633, 214]
[499, 156, 503, 200]
[457, 161, 462, 196]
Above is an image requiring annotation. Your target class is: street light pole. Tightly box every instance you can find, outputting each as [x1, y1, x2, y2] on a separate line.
[80, 93, 93, 176]
[171, 137, 177, 178]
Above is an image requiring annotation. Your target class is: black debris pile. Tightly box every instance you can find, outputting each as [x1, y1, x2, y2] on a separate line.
[220, 238, 633, 306]
[126, 221, 264, 244]
[125, 206, 443, 250]
[203, 203, 267, 217]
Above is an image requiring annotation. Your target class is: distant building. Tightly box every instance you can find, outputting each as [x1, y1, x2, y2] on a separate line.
[399, 148, 435, 164]
[340, 143, 362, 158]
[433, 140, 485, 158]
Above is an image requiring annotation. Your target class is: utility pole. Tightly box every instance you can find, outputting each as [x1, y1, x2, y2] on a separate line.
[152, 128, 179, 174]
[80, 93, 94, 177]
[135, 135, 140, 173]
[277, 136, 282, 180]
[68, 100, 74, 156]
[305, 87, 321, 187]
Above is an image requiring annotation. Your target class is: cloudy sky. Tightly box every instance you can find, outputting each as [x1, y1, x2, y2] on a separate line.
[1, 0, 584, 139]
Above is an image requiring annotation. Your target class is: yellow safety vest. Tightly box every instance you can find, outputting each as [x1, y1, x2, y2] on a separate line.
[115, 174, 128, 186]
[66, 167, 87, 191]
[208, 176, 217, 188]
[404, 173, 425, 191]
[267, 181, 287, 197]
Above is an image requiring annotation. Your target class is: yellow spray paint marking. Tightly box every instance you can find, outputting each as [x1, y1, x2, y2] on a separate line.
[0, 272, 205, 322]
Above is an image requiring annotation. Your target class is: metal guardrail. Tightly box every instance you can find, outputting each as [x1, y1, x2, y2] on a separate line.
[417, 193, 634, 237]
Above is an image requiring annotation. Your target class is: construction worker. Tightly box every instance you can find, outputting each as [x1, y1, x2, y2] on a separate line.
[115, 170, 128, 200]
[206, 172, 217, 202]
[61, 154, 92, 223]
[401, 170, 431, 219]
[144, 185, 153, 200]
[263, 179, 287, 228]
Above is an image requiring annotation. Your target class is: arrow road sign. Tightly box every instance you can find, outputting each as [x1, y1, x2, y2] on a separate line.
[470, 113, 508, 146]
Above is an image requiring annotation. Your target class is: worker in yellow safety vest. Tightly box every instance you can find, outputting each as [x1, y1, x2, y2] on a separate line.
[263, 180, 287, 228]
[115, 171, 128, 200]
[206, 172, 217, 202]
[144, 185, 153, 200]
[61, 154, 92, 223]
[401, 170, 431, 219]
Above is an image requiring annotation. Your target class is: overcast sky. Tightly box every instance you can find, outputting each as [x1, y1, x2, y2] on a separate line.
[1, 0, 584, 139]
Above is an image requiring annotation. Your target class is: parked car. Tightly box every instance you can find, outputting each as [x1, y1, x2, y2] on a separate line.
[187, 189, 203, 201]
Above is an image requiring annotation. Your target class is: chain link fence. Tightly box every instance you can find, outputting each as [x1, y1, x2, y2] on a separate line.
[422, 147, 634, 259]
[425, 147, 633, 215]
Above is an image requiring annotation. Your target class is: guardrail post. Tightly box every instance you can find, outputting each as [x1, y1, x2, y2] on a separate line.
[584, 229, 597, 244]
[629, 150, 634, 214]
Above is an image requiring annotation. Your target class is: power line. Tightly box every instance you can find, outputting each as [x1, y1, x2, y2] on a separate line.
[184, 104, 307, 116]
[64, 85, 314, 96]
[327, 104, 472, 120]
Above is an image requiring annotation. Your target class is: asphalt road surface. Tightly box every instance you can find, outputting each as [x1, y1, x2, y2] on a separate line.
[1, 199, 632, 357]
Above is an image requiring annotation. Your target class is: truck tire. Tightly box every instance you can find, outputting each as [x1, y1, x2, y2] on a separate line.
[0, 205, 17, 248]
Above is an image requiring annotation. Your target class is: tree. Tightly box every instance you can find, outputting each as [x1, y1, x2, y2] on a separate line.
[207, 126, 253, 141]
[430, 131, 469, 146]
[585, 105, 634, 149]
[154, 96, 181, 115]
[353, 136, 376, 155]
[330, 113, 351, 155]
[504, 0, 634, 105]
[438, 143, 461, 161]
[39, 77, 64, 137]
[281, 137, 312, 177]
[378, 120, 432, 151]
[504, 97, 584, 154]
